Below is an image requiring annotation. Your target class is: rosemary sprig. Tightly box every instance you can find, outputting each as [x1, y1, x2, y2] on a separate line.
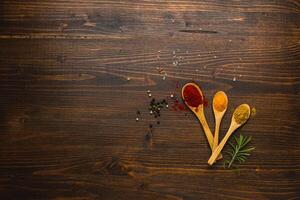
[224, 134, 255, 168]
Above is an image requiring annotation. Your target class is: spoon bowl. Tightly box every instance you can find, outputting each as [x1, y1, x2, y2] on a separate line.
[182, 83, 204, 114]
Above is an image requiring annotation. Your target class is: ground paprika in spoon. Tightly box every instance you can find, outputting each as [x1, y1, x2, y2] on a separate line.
[183, 85, 203, 107]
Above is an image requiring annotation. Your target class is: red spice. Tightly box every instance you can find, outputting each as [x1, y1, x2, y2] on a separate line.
[177, 103, 185, 111]
[169, 98, 186, 111]
[175, 81, 179, 89]
[183, 85, 203, 107]
[173, 100, 185, 111]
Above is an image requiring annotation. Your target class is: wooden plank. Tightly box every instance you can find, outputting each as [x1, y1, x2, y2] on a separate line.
[0, 1, 299, 38]
[0, 0, 299, 199]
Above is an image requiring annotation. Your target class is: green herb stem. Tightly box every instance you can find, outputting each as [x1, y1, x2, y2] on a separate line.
[225, 134, 255, 168]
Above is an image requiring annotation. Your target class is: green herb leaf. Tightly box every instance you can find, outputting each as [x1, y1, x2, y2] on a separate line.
[224, 134, 254, 168]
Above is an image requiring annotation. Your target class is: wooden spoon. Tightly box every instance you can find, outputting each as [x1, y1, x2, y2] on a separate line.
[208, 104, 250, 165]
[212, 91, 228, 151]
[181, 83, 215, 152]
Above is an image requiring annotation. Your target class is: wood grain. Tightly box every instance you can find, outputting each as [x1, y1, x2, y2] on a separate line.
[0, 0, 299, 199]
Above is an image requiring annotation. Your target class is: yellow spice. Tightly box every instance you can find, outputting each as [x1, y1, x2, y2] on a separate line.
[234, 104, 250, 124]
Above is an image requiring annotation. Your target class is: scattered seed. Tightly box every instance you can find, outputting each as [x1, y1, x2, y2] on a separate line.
[145, 131, 152, 143]
[127, 77, 131, 81]
[148, 93, 152, 97]
[136, 117, 139, 122]
[157, 67, 164, 73]
[233, 77, 236, 82]
[251, 107, 257, 118]
[151, 98, 155, 104]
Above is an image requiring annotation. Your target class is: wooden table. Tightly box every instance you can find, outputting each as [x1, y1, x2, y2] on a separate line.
[0, 1, 299, 199]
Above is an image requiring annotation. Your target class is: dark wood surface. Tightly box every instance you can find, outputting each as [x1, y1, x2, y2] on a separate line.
[0, 1, 300, 199]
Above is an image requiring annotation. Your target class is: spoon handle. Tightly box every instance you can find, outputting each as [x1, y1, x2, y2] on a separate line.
[197, 109, 214, 149]
[208, 124, 236, 165]
[197, 108, 223, 159]
[213, 117, 221, 151]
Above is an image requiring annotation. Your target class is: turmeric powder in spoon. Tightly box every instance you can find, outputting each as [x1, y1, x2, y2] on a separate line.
[213, 92, 228, 112]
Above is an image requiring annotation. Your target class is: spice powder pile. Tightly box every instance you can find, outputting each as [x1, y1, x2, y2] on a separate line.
[234, 104, 250, 124]
[183, 85, 203, 107]
[213, 92, 227, 112]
